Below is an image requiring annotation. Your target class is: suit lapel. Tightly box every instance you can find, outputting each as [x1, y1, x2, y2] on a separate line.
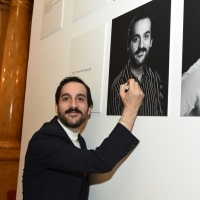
[50, 116, 74, 144]
[51, 116, 87, 149]
[78, 135, 87, 149]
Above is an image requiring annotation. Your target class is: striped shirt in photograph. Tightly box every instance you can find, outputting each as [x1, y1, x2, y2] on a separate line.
[107, 62, 165, 116]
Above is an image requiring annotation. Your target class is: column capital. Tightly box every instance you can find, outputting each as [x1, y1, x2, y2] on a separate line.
[10, 0, 33, 6]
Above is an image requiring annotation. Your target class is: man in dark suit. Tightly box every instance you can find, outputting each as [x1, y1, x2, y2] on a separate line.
[23, 76, 144, 200]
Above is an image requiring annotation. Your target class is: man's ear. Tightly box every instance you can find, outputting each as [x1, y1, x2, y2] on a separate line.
[87, 106, 92, 115]
[55, 103, 58, 114]
[150, 39, 153, 48]
[127, 40, 130, 52]
[127, 44, 130, 52]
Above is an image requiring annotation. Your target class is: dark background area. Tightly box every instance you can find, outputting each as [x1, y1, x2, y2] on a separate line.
[107, 0, 171, 115]
[182, 0, 200, 74]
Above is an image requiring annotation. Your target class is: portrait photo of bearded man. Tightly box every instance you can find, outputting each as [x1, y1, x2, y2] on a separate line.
[107, 0, 171, 116]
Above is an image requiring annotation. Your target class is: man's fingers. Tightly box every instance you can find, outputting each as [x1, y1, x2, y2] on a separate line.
[120, 79, 144, 106]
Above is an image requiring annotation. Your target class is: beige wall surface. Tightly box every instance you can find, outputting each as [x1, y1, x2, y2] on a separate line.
[17, 0, 200, 199]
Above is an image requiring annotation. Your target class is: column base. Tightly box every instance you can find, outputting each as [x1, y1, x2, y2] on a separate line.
[0, 145, 20, 200]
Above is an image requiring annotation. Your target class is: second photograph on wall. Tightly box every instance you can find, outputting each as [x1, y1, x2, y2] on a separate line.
[107, 0, 171, 116]
[181, 0, 200, 117]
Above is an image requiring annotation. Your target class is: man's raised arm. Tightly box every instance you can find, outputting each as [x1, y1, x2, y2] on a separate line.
[118, 79, 144, 131]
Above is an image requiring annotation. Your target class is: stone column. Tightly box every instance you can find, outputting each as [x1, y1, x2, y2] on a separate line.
[0, 0, 10, 77]
[0, 0, 33, 199]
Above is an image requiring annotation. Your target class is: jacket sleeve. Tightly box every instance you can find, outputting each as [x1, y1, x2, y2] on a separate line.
[26, 123, 139, 174]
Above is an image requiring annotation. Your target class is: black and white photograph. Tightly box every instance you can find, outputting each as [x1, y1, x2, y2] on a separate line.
[107, 0, 171, 116]
[181, 0, 200, 116]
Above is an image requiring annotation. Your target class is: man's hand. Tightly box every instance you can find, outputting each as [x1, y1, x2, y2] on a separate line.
[118, 79, 144, 131]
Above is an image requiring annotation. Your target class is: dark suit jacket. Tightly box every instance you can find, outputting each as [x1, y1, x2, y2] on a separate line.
[23, 116, 139, 200]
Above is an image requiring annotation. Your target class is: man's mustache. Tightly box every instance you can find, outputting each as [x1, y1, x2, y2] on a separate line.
[65, 108, 82, 114]
[135, 47, 147, 55]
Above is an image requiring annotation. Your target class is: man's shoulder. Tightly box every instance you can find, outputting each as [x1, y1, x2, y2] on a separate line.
[145, 65, 158, 74]
[111, 73, 122, 88]
[31, 116, 63, 139]
[187, 59, 200, 74]
[39, 116, 59, 131]
[111, 65, 130, 89]
[182, 59, 200, 82]
[145, 66, 161, 79]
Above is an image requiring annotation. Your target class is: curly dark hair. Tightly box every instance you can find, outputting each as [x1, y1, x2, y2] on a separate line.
[127, 8, 155, 49]
[55, 76, 93, 107]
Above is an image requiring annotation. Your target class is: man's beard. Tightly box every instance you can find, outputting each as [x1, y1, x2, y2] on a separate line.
[58, 107, 88, 128]
[132, 47, 149, 67]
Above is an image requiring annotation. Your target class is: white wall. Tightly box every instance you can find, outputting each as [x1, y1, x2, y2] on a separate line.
[17, 0, 200, 199]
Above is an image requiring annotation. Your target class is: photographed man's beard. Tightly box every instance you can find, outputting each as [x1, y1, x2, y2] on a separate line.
[133, 47, 149, 67]
[58, 107, 88, 128]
